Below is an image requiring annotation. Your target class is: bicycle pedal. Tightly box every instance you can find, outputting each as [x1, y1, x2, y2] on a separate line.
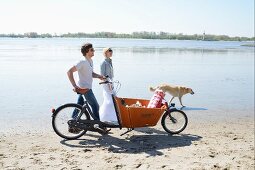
[93, 124, 99, 129]
[93, 124, 104, 131]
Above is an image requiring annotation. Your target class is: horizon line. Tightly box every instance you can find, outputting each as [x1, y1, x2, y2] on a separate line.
[0, 31, 254, 38]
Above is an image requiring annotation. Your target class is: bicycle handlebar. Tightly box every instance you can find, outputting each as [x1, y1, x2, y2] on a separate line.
[99, 75, 111, 85]
[99, 81, 112, 85]
[99, 79, 121, 94]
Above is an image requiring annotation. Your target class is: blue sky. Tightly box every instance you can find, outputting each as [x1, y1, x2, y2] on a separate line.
[0, 0, 254, 37]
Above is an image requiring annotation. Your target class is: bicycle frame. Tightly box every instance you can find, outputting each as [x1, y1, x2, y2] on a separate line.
[73, 98, 121, 129]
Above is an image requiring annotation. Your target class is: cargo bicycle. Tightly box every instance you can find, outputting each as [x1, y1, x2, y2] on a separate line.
[51, 79, 188, 140]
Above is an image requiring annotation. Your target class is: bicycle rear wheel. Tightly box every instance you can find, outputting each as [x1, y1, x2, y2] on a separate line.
[52, 103, 90, 140]
[161, 109, 188, 134]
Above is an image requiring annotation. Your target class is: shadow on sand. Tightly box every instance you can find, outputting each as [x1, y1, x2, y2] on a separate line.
[60, 128, 202, 156]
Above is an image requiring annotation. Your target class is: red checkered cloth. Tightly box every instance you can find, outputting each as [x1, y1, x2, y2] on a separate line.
[147, 90, 165, 108]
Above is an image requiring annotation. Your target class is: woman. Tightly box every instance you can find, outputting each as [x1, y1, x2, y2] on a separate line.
[99, 48, 118, 124]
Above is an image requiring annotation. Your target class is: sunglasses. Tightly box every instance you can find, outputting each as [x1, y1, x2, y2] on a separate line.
[108, 49, 113, 52]
[89, 48, 95, 52]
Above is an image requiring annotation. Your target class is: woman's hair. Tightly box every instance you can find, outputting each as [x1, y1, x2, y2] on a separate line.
[103, 47, 112, 56]
[81, 43, 93, 55]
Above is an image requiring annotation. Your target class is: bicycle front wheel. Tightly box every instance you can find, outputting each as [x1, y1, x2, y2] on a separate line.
[161, 109, 188, 134]
[52, 103, 90, 140]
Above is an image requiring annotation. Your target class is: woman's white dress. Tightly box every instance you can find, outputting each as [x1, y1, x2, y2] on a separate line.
[99, 83, 118, 123]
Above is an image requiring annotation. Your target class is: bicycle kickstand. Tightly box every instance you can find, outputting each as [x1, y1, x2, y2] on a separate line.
[120, 128, 134, 136]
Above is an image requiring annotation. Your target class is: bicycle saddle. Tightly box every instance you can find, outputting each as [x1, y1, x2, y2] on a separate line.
[73, 88, 89, 94]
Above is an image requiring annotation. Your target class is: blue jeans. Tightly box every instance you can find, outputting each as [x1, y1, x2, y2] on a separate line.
[72, 89, 100, 120]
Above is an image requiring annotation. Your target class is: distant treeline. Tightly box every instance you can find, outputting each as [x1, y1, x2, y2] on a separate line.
[0, 32, 254, 41]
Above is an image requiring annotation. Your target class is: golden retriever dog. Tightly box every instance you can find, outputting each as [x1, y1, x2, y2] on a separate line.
[150, 84, 194, 107]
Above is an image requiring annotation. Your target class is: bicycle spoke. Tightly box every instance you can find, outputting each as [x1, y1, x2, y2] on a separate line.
[164, 110, 187, 133]
[53, 105, 88, 139]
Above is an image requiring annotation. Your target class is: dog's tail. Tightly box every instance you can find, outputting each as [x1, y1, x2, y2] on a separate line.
[149, 86, 157, 92]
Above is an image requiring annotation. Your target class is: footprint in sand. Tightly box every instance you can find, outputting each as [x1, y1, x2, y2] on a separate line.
[83, 149, 92, 152]
[135, 163, 142, 168]
[33, 158, 43, 165]
[48, 156, 56, 161]
[104, 157, 113, 163]
[209, 150, 218, 158]
[161, 165, 168, 168]
[114, 164, 124, 169]
[49, 148, 58, 152]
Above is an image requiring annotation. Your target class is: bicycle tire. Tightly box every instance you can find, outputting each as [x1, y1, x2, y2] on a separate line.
[161, 109, 188, 134]
[52, 103, 90, 140]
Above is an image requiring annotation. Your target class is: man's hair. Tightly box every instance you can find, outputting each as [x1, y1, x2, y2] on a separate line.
[81, 43, 93, 55]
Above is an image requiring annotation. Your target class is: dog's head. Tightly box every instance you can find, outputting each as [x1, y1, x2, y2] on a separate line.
[186, 87, 195, 95]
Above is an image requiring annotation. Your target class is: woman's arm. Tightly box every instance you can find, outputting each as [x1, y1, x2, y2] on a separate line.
[100, 61, 106, 76]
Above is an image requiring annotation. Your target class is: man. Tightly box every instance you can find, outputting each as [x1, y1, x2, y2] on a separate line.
[67, 43, 104, 121]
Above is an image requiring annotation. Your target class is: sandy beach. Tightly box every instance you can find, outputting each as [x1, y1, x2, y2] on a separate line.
[0, 113, 254, 170]
[0, 0, 254, 167]
[0, 38, 254, 169]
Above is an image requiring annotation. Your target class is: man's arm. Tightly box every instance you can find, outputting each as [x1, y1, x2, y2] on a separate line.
[67, 66, 79, 88]
[92, 72, 105, 80]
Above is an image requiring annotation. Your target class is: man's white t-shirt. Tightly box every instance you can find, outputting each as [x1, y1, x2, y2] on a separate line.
[75, 58, 93, 89]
